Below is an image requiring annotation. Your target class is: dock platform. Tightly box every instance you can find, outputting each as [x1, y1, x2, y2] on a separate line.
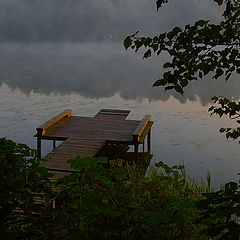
[35, 109, 153, 180]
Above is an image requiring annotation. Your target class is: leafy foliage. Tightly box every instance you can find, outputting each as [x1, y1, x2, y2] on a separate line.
[209, 96, 240, 140]
[51, 157, 207, 239]
[1, 138, 209, 239]
[156, 0, 168, 11]
[0, 138, 53, 239]
[197, 181, 240, 239]
[124, 0, 240, 139]
[3, 138, 240, 239]
[124, 1, 240, 239]
[124, 2, 239, 95]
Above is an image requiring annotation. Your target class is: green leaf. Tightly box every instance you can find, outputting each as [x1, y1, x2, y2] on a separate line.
[196, 20, 208, 27]
[123, 36, 132, 50]
[153, 79, 168, 87]
[211, 96, 219, 103]
[180, 79, 188, 88]
[215, 0, 223, 6]
[208, 106, 214, 112]
[226, 132, 232, 138]
[225, 181, 238, 195]
[172, 27, 182, 34]
[175, 84, 184, 95]
[153, 36, 158, 42]
[214, 68, 224, 79]
[163, 62, 172, 68]
[225, 72, 232, 81]
[153, 80, 161, 87]
[151, 44, 158, 52]
[165, 86, 175, 91]
[219, 128, 226, 133]
[156, 0, 168, 11]
[143, 49, 151, 58]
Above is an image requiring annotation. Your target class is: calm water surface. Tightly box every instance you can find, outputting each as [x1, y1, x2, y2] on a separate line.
[0, 42, 239, 187]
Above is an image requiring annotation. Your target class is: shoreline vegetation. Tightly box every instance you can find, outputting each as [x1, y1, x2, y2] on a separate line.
[1, 137, 239, 239]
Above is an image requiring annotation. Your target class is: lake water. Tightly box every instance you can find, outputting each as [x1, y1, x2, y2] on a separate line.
[0, 42, 239, 188]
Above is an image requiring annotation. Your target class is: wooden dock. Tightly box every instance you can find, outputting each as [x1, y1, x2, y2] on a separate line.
[35, 109, 153, 180]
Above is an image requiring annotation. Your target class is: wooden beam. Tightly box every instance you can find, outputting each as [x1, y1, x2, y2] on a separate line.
[133, 135, 139, 162]
[36, 109, 72, 136]
[133, 115, 151, 142]
[95, 109, 130, 119]
[138, 121, 154, 143]
[147, 130, 151, 153]
[53, 140, 56, 150]
[97, 109, 130, 114]
[37, 129, 43, 158]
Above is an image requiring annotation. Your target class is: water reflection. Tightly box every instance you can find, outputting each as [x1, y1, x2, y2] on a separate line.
[0, 42, 239, 105]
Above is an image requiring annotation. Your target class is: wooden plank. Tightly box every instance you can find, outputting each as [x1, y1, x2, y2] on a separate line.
[43, 118, 140, 139]
[138, 121, 154, 143]
[37, 109, 72, 135]
[95, 109, 130, 120]
[41, 138, 106, 179]
[96, 109, 130, 114]
[133, 115, 151, 141]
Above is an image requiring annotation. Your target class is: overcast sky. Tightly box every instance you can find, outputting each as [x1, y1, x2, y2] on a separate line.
[0, 0, 223, 41]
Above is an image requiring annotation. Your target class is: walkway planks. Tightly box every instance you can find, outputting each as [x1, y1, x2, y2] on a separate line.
[42, 139, 106, 179]
[35, 109, 153, 180]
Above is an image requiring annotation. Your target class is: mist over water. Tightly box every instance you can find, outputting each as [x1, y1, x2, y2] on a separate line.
[1, 0, 233, 103]
[0, 42, 239, 105]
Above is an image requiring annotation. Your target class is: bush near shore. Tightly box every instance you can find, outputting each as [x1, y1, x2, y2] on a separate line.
[1, 138, 239, 239]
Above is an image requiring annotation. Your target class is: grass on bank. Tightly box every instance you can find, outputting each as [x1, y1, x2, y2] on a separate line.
[1, 138, 239, 239]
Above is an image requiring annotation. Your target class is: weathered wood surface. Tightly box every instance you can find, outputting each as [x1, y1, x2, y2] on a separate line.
[37, 109, 153, 180]
[41, 138, 105, 172]
[138, 121, 154, 143]
[133, 115, 151, 141]
[44, 117, 140, 143]
[37, 110, 72, 136]
[95, 109, 130, 120]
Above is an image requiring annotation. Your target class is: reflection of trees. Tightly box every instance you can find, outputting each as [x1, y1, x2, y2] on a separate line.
[0, 43, 239, 105]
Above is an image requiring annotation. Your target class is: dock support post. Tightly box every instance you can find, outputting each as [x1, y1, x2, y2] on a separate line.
[133, 135, 139, 163]
[37, 129, 43, 158]
[53, 140, 56, 150]
[147, 129, 151, 153]
[134, 143, 138, 163]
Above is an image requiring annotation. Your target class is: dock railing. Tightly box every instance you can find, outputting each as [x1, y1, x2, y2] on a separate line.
[36, 110, 72, 157]
[133, 115, 153, 161]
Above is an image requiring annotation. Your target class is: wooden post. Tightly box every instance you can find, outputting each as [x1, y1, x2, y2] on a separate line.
[133, 135, 139, 163]
[147, 129, 151, 153]
[134, 143, 138, 163]
[142, 139, 145, 153]
[53, 140, 56, 150]
[37, 129, 43, 158]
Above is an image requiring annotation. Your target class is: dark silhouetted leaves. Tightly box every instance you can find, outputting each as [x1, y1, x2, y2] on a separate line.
[156, 0, 168, 11]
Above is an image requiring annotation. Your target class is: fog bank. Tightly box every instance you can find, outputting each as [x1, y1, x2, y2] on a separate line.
[0, 0, 222, 42]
